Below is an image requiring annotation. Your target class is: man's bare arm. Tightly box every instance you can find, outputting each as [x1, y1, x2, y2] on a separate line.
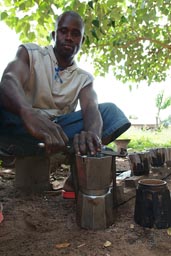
[0, 46, 68, 154]
[0, 46, 31, 114]
[73, 83, 103, 155]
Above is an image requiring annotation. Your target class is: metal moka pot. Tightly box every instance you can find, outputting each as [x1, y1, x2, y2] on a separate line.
[75, 154, 116, 230]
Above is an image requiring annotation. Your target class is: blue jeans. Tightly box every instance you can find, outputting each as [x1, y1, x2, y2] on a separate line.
[0, 103, 131, 156]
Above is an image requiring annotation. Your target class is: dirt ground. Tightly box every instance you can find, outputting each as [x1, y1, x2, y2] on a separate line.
[1, 157, 171, 256]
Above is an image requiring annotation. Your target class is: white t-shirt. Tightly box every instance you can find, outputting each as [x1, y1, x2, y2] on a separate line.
[22, 43, 93, 118]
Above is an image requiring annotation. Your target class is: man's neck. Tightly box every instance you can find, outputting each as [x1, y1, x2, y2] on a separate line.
[53, 47, 74, 69]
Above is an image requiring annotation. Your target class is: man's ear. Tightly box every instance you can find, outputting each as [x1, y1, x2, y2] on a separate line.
[51, 31, 55, 41]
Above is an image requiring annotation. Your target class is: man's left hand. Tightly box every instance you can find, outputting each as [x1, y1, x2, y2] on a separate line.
[73, 131, 102, 155]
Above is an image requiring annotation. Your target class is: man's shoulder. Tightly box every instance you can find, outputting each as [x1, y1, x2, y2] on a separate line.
[76, 66, 94, 81]
[21, 43, 52, 55]
[21, 43, 42, 50]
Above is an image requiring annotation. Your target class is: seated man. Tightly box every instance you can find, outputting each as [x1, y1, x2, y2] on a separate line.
[0, 11, 131, 190]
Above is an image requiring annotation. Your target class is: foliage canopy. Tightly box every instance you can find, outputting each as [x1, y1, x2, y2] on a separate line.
[1, 0, 171, 84]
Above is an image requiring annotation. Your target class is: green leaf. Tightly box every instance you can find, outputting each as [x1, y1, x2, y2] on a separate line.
[88, 1, 93, 9]
[109, 20, 115, 28]
[27, 32, 36, 41]
[120, 16, 127, 23]
[0, 12, 8, 20]
[19, 2, 26, 10]
[85, 35, 90, 47]
[91, 29, 99, 41]
[92, 18, 99, 28]
[3, 0, 11, 6]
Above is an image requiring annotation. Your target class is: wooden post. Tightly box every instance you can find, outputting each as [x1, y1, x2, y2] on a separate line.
[15, 156, 51, 193]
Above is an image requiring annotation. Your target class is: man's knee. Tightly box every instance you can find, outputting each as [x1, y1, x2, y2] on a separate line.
[99, 102, 131, 143]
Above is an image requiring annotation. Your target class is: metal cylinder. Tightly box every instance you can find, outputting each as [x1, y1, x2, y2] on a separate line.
[128, 152, 150, 176]
[134, 179, 171, 228]
[76, 189, 115, 230]
[76, 154, 113, 194]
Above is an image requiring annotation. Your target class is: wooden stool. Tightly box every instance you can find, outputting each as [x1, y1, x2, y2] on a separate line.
[15, 156, 51, 192]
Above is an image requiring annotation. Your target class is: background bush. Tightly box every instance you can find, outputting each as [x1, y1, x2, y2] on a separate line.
[109, 126, 171, 152]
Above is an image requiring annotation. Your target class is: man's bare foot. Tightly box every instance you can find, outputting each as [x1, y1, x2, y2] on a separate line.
[63, 174, 75, 192]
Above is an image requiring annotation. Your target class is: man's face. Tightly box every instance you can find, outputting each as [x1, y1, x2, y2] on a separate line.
[54, 14, 85, 59]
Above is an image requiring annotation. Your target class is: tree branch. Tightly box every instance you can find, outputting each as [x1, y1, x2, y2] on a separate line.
[120, 37, 171, 50]
[91, 37, 171, 50]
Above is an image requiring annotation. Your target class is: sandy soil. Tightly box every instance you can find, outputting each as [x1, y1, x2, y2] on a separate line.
[1, 158, 171, 256]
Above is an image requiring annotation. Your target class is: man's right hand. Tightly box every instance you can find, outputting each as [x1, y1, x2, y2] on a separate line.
[21, 108, 69, 154]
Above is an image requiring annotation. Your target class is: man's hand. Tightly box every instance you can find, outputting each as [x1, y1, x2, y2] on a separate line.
[73, 131, 102, 155]
[21, 108, 69, 154]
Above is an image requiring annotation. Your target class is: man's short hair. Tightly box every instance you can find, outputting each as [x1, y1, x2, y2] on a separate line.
[55, 11, 85, 31]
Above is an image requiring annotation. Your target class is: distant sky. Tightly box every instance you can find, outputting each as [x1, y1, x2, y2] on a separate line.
[1, 21, 171, 124]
